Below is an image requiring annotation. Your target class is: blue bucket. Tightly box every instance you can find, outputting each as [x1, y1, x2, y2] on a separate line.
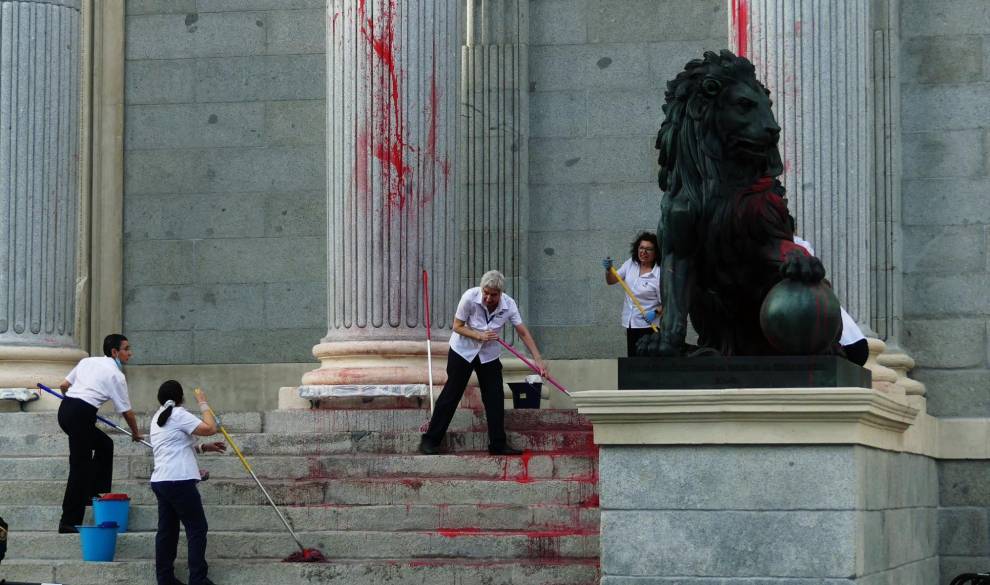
[77, 522, 118, 562]
[92, 496, 130, 533]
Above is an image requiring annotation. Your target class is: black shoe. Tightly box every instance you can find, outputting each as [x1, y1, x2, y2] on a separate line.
[418, 438, 442, 455]
[488, 445, 523, 456]
[58, 524, 78, 534]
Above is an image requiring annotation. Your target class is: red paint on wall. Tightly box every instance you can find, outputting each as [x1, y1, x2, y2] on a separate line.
[732, 0, 749, 58]
[346, 0, 449, 212]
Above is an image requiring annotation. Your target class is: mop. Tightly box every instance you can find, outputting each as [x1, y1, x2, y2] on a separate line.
[419, 270, 436, 433]
[608, 266, 660, 332]
[495, 339, 571, 396]
[37, 383, 152, 448]
[193, 388, 327, 563]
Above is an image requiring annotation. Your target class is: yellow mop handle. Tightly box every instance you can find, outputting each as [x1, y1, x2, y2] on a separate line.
[194, 389, 252, 473]
[609, 266, 659, 333]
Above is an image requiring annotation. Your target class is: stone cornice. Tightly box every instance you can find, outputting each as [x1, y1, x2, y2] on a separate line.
[572, 388, 920, 453]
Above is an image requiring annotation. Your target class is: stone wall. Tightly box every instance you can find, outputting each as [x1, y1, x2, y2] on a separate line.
[899, 0, 990, 417]
[122, 0, 327, 365]
[599, 445, 938, 584]
[526, 0, 725, 358]
[939, 460, 990, 584]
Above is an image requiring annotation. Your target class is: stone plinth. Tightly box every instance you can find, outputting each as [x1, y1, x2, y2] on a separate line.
[617, 356, 872, 390]
[573, 387, 936, 584]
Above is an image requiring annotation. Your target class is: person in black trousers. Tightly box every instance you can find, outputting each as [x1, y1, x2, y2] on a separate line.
[419, 270, 547, 455]
[150, 381, 225, 585]
[57, 334, 142, 533]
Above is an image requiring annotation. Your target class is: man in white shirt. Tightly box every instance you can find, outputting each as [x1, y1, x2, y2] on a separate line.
[56, 334, 142, 533]
[420, 270, 547, 456]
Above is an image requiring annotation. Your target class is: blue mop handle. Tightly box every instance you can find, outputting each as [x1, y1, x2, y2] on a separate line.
[36, 383, 152, 449]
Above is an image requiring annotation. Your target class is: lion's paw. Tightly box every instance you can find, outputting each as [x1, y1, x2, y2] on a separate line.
[635, 333, 680, 357]
[781, 251, 825, 283]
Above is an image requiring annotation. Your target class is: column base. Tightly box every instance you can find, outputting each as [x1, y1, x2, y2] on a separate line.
[0, 345, 88, 411]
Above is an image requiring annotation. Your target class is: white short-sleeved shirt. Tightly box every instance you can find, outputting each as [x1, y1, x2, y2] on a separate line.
[616, 258, 662, 328]
[150, 406, 202, 483]
[792, 236, 866, 347]
[65, 356, 131, 413]
[448, 287, 523, 364]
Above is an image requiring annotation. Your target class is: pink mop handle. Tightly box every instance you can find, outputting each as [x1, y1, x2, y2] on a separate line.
[496, 338, 571, 396]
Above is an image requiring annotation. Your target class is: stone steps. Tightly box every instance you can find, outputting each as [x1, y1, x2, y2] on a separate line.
[0, 409, 590, 436]
[0, 428, 597, 456]
[0, 558, 600, 585]
[0, 477, 599, 507]
[0, 408, 600, 584]
[0, 503, 600, 532]
[0, 452, 596, 481]
[5, 529, 600, 561]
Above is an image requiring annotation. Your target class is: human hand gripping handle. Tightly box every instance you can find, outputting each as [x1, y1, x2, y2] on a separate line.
[495, 338, 570, 396]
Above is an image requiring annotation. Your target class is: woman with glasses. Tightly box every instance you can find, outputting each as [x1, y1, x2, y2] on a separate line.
[603, 232, 663, 357]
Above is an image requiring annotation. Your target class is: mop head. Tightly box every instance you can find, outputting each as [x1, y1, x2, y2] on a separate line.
[283, 548, 328, 563]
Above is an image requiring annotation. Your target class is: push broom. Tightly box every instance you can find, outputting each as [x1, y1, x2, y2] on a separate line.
[193, 388, 327, 563]
[609, 265, 660, 332]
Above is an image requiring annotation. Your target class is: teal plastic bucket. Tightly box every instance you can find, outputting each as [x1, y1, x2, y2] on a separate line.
[92, 496, 130, 533]
[77, 523, 118, 562]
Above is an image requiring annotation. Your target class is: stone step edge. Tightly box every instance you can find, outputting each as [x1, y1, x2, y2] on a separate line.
[0, 557, 601, 567]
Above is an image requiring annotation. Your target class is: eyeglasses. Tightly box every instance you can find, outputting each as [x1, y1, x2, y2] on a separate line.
[638, 247, 656, 253]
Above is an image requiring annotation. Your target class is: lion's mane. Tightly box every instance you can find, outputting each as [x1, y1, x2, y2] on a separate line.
[655, 49, 783, 214]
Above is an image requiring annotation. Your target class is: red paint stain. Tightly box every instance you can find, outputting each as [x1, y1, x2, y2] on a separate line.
[400, 478, 424, 491]
[516, 451, 533, 484]
[437, 527, 483, 537]
[347, 0, 451, 212]
[732, 0, 749, 58]
[578, 493, 600, 509]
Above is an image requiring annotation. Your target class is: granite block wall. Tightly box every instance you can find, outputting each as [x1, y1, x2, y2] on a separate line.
[526, 0, 725, 358]
[122, 0, 327, 364]
[597, 445, 937, 584]
[899, 0, 990, 417]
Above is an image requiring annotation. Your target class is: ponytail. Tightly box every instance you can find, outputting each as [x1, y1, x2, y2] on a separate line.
[156, 380, 184, 426]
[157, 399, 177, 426]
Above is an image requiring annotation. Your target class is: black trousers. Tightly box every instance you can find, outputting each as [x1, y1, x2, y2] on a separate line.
[626, 327, 653, 357]
[423, 349, 506, 448]
[57, 397, 113, 528]
[152, 480, 209, 585]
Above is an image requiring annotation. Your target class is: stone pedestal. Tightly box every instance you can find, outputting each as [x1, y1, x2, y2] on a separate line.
[0, 0, 89, 410]
[574, 387, 936, 584]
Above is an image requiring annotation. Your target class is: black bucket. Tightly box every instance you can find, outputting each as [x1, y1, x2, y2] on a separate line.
[508, 382, 542, 409]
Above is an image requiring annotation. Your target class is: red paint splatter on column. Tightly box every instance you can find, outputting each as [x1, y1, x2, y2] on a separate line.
[349, 0, 450, 212]
[733, 0, 749, 58]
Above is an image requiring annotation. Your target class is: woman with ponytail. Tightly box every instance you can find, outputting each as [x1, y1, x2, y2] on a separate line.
[150, 381, 225, 585]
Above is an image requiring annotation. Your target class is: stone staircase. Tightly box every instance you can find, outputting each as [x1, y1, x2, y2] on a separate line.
[0, 407, 600, 584]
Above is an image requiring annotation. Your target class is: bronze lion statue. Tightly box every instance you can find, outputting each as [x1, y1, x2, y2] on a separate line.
[638, 50, 830, 357]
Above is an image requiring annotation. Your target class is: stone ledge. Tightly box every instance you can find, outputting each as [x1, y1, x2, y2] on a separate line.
[573, 388, 919, 453]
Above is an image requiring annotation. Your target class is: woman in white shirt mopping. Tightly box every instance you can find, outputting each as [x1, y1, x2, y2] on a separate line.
[150, 380, 225, 585]
[603, 232, 663, 356]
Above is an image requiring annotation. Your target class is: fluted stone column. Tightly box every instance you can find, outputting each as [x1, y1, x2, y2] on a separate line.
[302, 0, 460, 391]
[729, 0, 917, 394]
[0, 0, 88, 409]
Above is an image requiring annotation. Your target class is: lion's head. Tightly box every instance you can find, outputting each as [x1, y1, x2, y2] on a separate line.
[656, 50, 783, 209]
